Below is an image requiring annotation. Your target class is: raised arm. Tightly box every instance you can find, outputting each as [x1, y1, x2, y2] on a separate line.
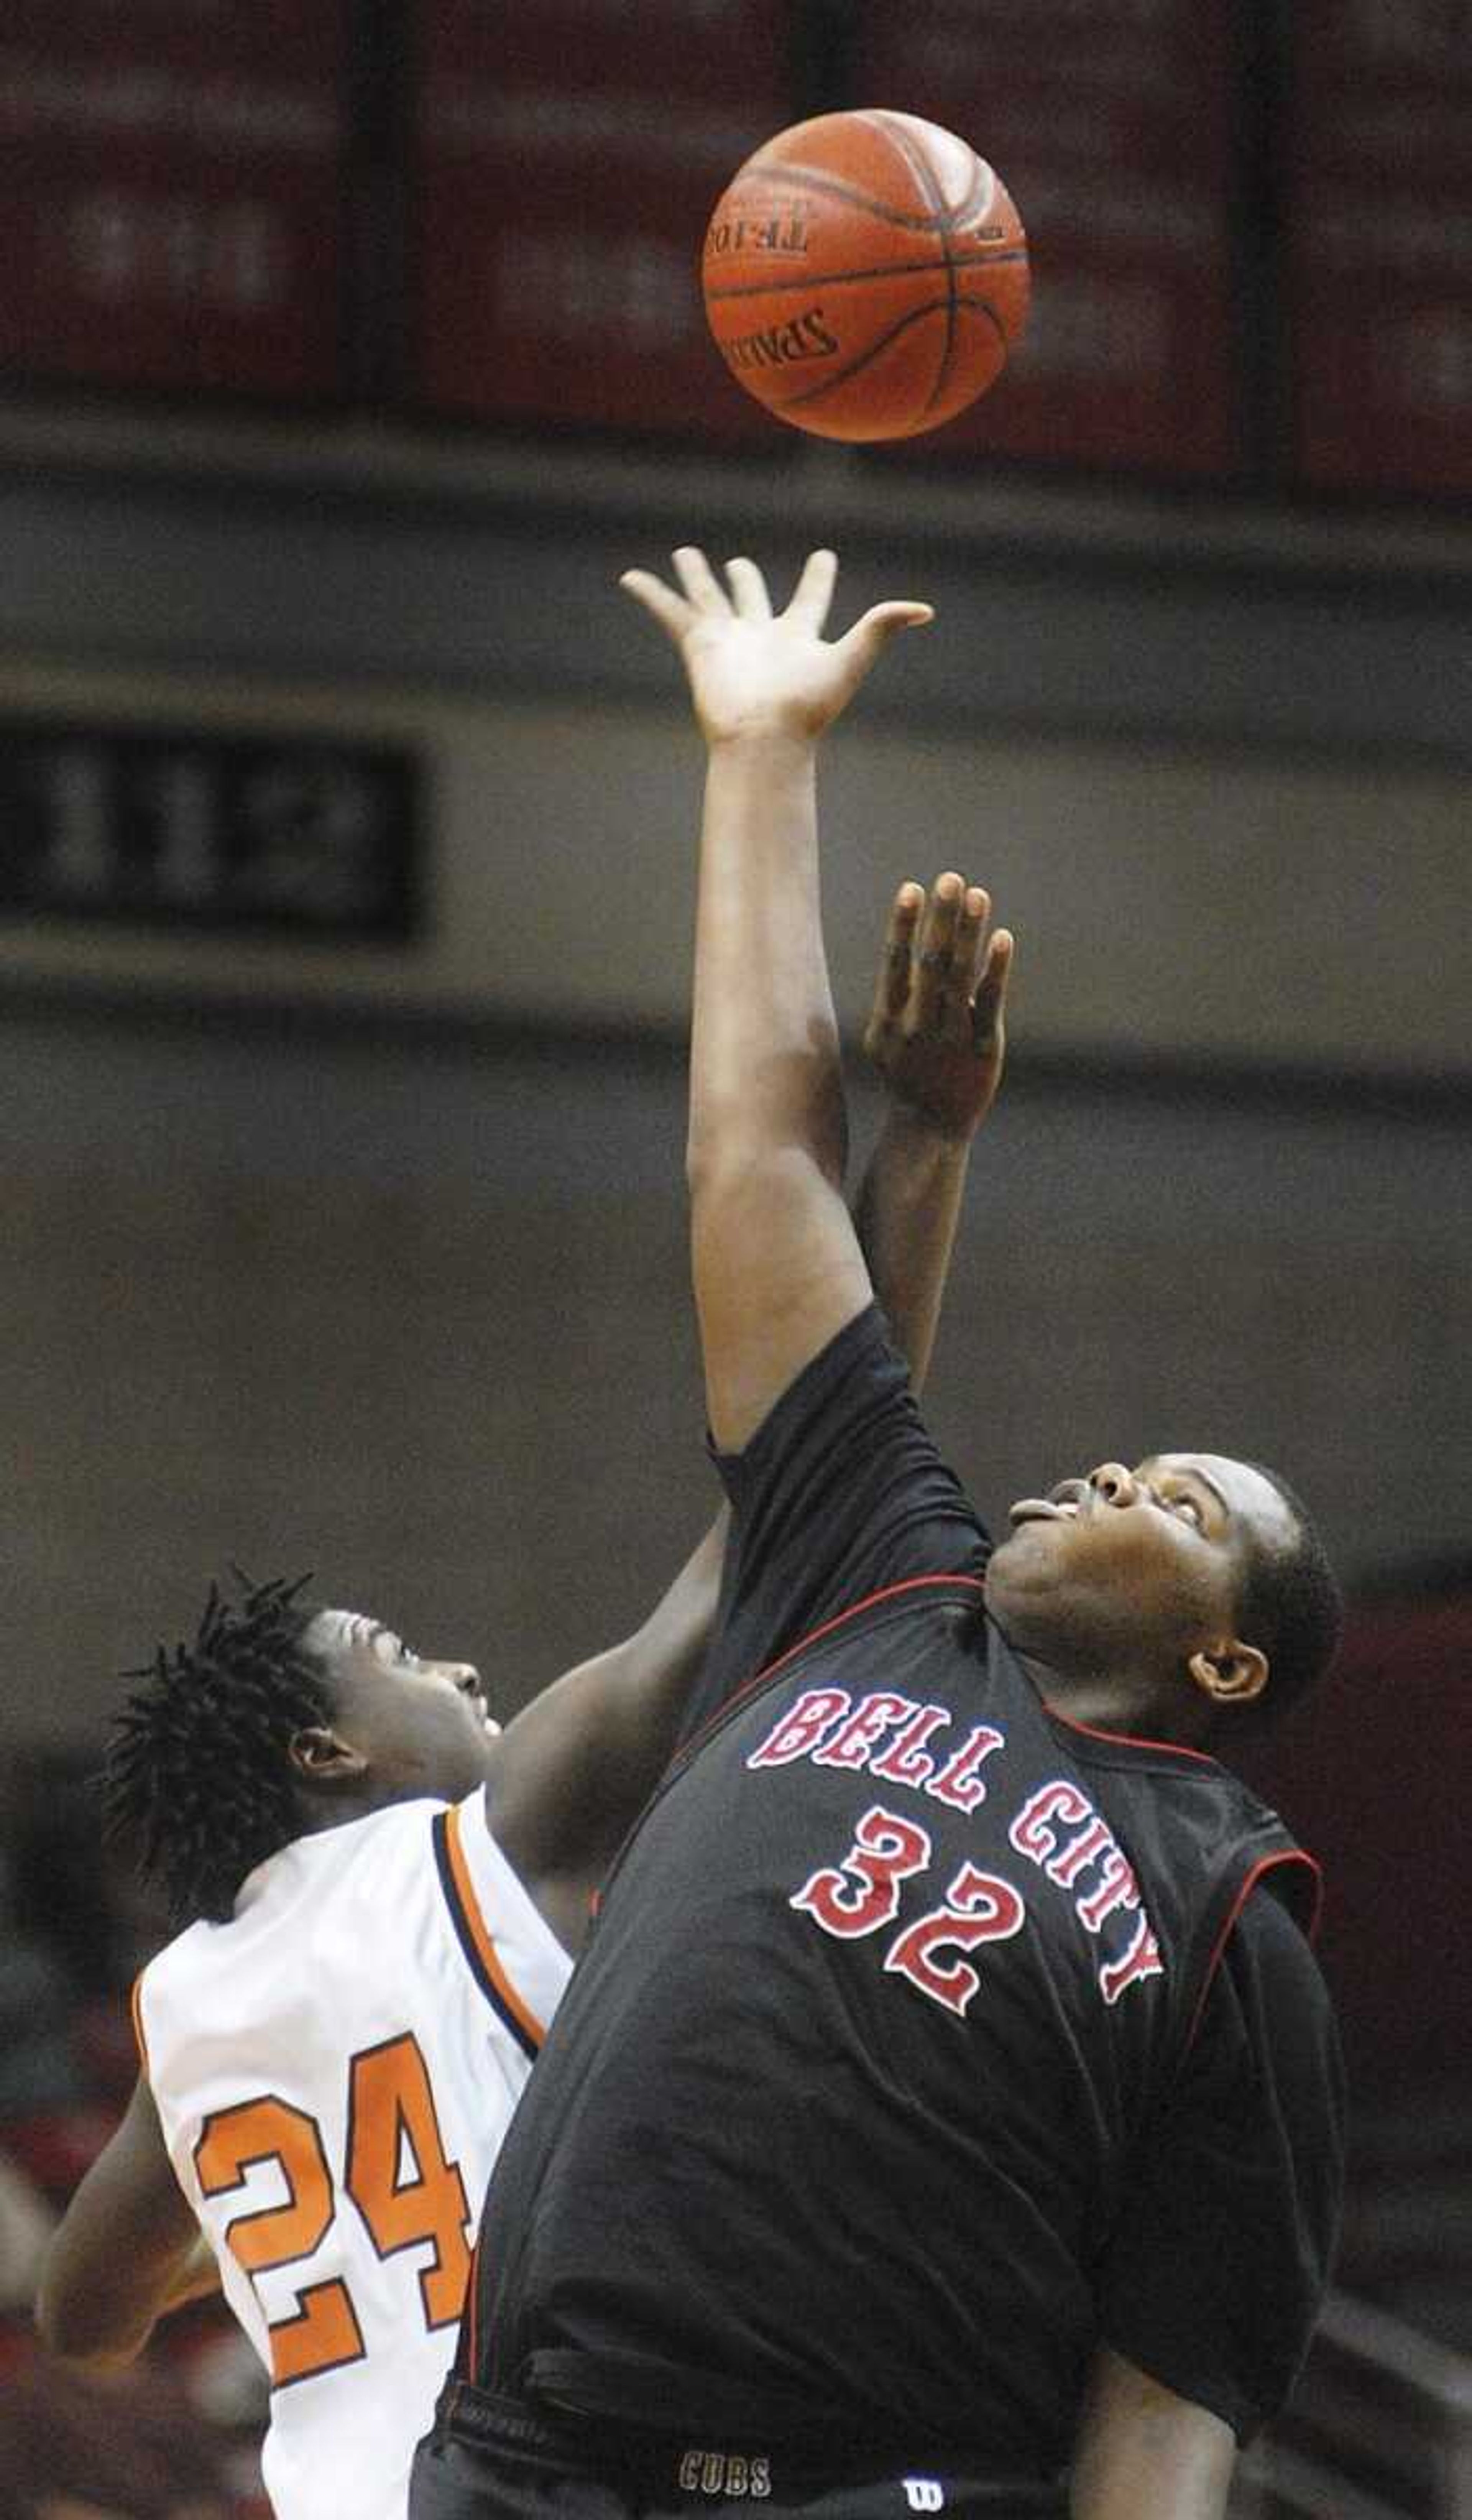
[854, 872, 1012, 1394]
[621, 546, 933, 1452]
[487, 872, 1012, 1942]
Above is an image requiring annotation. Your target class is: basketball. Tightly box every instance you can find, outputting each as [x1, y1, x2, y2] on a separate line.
[701, 109, 1029, 444]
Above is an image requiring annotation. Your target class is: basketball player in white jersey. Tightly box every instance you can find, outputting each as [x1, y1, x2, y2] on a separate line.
[36, 872, 1014, 2520]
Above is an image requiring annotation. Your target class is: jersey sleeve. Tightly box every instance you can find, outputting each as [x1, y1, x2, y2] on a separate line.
[433, 1790, 573, 2052]
[1095, 1883, 1346, 2444]
[685, 1303, 987, 1736]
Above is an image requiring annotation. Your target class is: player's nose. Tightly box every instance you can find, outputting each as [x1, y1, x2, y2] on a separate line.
[1089, 1461, 1138, 1508]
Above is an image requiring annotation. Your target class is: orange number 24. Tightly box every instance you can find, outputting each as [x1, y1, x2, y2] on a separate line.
[194, 2032, 472, 2386]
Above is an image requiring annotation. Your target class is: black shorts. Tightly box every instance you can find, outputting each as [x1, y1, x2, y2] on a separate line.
[409, 2384, 1068, 2520]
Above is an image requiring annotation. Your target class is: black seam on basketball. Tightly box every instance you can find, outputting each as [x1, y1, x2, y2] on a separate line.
[864, 109, 997, 238]
[705, 248, 1028, 305]
[867, 113, 959, 418]
[739, 159, 954, 235]
[778, 295, 1005, 413]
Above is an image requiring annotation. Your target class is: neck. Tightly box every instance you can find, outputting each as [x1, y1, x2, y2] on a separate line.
[293, 1787, 378, 1839]
[1014, 1652, 1212, 1751]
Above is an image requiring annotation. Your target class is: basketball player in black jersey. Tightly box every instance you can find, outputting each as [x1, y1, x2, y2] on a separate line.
[412, 552, 1344, 2520]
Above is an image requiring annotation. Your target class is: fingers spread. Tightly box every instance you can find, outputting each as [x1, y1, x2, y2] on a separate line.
[833, 600, 934, 691]
[619, 569, 693, 640]
[672, 546, 729, 612]
[785, 547, 839, 634]
[724, 556, 772, 621]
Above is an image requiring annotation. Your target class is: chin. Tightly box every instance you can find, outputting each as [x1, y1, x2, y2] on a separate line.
[985, 1526, 1048, 1596]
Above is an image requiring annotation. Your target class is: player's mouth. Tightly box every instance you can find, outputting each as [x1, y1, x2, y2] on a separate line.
[459, 1678, 500, 1736]
[1008, 1484, 1090, 1527]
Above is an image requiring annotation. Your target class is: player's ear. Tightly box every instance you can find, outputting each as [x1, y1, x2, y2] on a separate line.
[289, 1726, 370, 1786]
[1187, 1640, 1268, 1708]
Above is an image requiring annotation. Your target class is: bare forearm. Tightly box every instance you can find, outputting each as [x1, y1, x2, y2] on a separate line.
[689, 733, 871, 1448]
[35, 2073, 214, 2367]
[688, 732, 843, 1184]
[490, 1506, 732, 1951]
[855, 1105, 972, 1396]
[623, 546, 930, 1450]
[38, 2221, 214, 2366]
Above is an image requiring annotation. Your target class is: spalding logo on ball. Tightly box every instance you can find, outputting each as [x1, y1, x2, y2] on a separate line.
[702, 108, 1029, 443]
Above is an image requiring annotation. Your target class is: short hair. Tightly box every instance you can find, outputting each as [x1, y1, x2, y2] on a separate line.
[1232, 1466, 1344, 1732]
[106, 1573, 331, 1932]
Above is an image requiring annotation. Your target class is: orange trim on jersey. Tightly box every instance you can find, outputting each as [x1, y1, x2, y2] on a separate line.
[442, 1803, 547, 2054]
[129, 1969, 150, 2073]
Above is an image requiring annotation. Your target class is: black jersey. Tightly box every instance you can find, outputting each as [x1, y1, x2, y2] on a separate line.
[462, 1308, 1343, 2481]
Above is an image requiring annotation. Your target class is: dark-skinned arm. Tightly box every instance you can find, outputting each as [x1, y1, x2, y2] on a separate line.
[855, 871, 1012, 1391]
[487, 870, 1012, 1947]
[35, 880, 1017, 2369]
[35, 2070, 219, 2368]
[1069, 2348, 1236, 2520]
[618, 548, 1011, 1453]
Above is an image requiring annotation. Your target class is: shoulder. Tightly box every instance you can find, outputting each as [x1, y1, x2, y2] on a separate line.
[711, 1302, 981, 1609]
[432, 1786, 574, 2031]
[134, 1911, 219, 2019]
[1219, 1871, 1338, 2034]
[715, 1302, 914, 1481]
[1189, 1870, 1344, 2146]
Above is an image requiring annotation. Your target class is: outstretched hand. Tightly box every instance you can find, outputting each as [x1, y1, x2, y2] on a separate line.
[864, 873, 1014, 1142]
[619, 547, 933, 747]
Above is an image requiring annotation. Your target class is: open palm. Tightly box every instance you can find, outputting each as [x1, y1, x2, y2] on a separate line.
[619, 547, 933, 745]
[864, 874, 1014, 1142]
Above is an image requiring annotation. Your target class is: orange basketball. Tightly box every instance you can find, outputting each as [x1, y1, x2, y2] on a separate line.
[702, 109, 1029, 443]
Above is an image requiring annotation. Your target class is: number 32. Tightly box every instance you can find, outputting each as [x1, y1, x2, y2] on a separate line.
[790, 1805, 1025, 2019]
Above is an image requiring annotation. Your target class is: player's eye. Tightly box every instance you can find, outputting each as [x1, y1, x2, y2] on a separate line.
[1170, 1495, 1204, 1527]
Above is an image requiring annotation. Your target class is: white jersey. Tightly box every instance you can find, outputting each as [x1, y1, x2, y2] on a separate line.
[135, 1790, 571, 2520]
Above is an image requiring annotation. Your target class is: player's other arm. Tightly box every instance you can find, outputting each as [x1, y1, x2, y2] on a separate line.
[485, 1511, 729, 1951]
[490, 878, 1011, 1946]
[621, 547, 934, 1452]
[1076, 1892, 1343, 2517]
[1069, 2349, 1235, 2520]
[36, 2070, 219, 2367]
[856, 872, 1011, 1391]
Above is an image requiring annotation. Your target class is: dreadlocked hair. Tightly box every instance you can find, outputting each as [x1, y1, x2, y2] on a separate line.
[107, 1572, 332, 1931]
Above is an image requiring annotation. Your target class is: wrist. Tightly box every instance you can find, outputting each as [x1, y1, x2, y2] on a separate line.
[879, 1100, 979, 1154]
[704, 723, 821, 766]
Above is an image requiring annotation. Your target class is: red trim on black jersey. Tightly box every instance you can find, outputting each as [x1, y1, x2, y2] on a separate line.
[591, 1578, 989, 1907]
[682, 1572, 988, 1765]
[687, 1570, 1224, 1778]
[1044, 1705, 1223, 1769]
[1184, 1848, 1326, 2052]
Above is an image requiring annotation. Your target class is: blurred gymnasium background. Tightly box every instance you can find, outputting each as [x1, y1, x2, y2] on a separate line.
[0, 5, 1468, 2514]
